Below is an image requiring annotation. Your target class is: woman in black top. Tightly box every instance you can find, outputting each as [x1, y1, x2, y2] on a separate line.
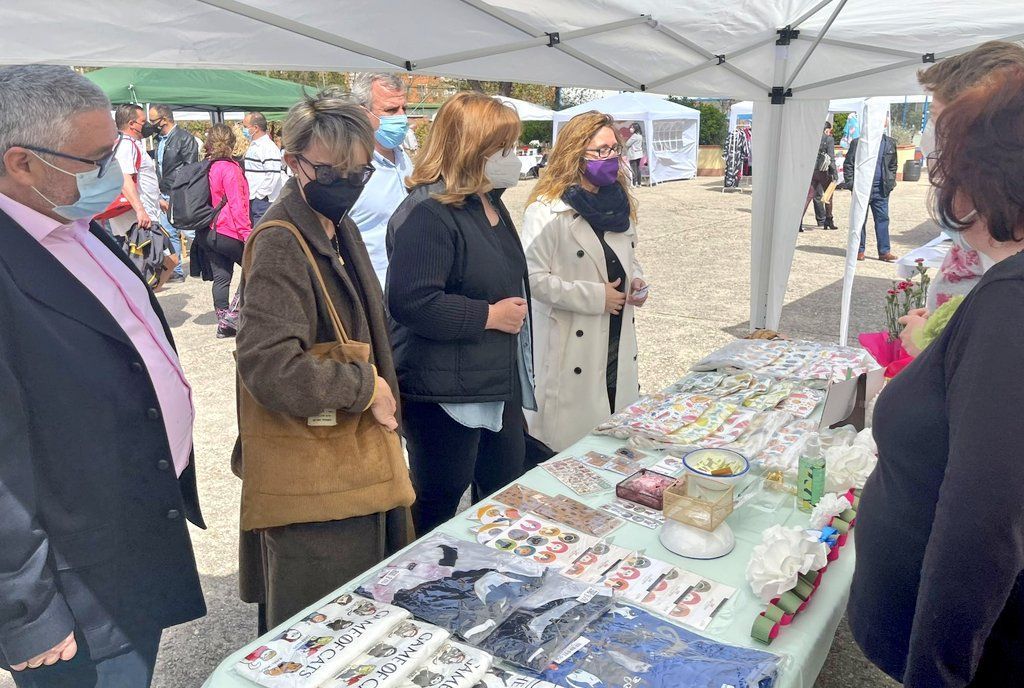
[850, 67, 1024, 687]
[386, 92, 531, 534]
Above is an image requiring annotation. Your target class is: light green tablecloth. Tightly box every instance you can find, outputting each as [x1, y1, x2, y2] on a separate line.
[204, 432, 853, 688]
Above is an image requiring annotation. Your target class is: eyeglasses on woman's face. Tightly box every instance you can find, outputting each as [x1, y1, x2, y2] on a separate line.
[296, 155, 375, 186]
[583, 143, 622, 160]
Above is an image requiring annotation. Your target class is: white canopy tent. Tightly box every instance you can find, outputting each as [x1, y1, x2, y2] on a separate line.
[729, 95, 929, 132]
[553, 92, 700, 183]
[7, 0, 1024, 338]
[494, 95, 554, 121]
[728, 101, 754, 132]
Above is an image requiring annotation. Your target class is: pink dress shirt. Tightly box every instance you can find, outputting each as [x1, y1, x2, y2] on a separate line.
[0, 192, 194, 476]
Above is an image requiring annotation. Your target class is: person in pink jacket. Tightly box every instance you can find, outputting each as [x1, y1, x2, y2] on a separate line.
[205, 123, 251, 338]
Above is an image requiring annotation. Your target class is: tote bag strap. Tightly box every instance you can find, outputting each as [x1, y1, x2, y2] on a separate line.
[244, 221, 352, 344]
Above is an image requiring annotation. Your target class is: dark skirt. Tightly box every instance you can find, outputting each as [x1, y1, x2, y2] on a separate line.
[238, 507, 412, 631]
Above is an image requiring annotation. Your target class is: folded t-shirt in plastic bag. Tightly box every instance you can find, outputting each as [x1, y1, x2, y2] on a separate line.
[398, 641, 492, 688]
[540, 602, 780, 688]
[478, 572, 615, 672]
[234, 593, 411, 687]
[319, 620, 450, 688]
[357, 534, 546, 643]
[473, 667, 560, 688]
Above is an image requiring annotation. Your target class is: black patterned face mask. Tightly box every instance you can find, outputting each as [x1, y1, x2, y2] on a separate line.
[303, 178, 364, 226]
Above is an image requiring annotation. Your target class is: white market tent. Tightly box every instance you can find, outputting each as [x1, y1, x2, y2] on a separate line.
[553, 92, 700, 183]
[494, 95, 554, 121]
[729, 101, 754, 131]
[8, 0, 1024, 341]
[728, 95, 930, 132]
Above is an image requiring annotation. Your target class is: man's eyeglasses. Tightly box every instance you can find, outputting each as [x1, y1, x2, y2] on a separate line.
[297, 155, 375, 186]
[583, 144, 622, 160]
[16, 141, 122, 178]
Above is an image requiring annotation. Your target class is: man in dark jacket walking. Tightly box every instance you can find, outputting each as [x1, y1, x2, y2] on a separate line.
[844, 129, 899, 262]
[148, 104, 199, 281]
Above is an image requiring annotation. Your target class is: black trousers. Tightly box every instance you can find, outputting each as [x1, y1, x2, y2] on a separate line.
[402, 397, 526, 535]
[629, 158, 642, 186]
[811, 169, 834, 225]
[205, 231, 244, 311]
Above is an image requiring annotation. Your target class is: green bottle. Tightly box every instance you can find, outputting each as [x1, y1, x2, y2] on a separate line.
[798, 434, 825, 513]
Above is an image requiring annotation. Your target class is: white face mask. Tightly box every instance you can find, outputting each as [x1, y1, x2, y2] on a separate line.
[920, 118, 937, 161]
[484, 150, 521, 189]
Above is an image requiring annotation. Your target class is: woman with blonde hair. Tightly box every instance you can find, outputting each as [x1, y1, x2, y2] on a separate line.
[387, 91, 533, 534]
[233, 89, 414, 632]
[522, 111, 648, 451]
[204, 123, 251, 337]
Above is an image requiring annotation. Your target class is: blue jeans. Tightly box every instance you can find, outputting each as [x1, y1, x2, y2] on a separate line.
[9, 629, 161, 688]
[160, 197, 194, 277]
[859, 186, 891, 255]
[250, 197, 272, 226]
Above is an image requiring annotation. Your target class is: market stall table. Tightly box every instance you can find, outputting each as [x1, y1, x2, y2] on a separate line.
[204, 434, 856, 688]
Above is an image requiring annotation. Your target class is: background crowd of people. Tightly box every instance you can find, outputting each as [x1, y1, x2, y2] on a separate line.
[2, 39, 1024, 688]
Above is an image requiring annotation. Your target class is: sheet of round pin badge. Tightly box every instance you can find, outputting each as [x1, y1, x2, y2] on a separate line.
[480, 514, 598, 568]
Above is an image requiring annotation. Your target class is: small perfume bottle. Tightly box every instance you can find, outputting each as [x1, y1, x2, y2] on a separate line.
[797, 434, 826, 513]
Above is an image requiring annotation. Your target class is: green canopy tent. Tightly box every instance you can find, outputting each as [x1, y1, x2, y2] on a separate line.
[84, 67, 309, 120]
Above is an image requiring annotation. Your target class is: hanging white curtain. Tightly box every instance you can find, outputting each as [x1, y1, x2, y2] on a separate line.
[839, 97, 890, 345]
[750, 97, 831, 331]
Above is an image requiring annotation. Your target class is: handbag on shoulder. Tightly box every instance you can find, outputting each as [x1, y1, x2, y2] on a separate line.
[236, 221, 415, 530]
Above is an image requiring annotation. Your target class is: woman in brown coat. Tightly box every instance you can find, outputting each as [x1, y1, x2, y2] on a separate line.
[232, 90, 414, 632]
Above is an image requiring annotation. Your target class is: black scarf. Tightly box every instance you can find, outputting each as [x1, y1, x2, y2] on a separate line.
[562, 183, 631, 232]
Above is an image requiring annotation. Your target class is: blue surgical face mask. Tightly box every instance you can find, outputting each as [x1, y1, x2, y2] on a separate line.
[374, 114, 409, 150]
[31, 152, 125, 221]
[242, 127, 253, 141]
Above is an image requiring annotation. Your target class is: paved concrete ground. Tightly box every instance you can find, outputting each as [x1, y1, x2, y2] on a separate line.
[3, 176, 936, 687]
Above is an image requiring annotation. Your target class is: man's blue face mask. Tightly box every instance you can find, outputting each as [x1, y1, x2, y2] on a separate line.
[374, 114, 409, 150]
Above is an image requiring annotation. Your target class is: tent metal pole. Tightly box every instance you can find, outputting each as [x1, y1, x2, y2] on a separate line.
[750, 39, 793, 330]
[721, 64, 771, 93]
[784, 0, 849, 89]
[410, 15, 651, 71]
[797, 30, 1024, 93]
[789, 0, 839, 28]
[645, 35, 776, 90]
[195, 0, 407, 69]
[652, 25, 772, 92]
[797, 34, 920, 59]
[556, 44, 644, 89]
[454, 0, 643, 89]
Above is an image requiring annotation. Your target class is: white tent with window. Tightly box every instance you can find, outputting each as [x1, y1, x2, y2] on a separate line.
[8, 0, 1024, 343]
[553, 92, 700, 183]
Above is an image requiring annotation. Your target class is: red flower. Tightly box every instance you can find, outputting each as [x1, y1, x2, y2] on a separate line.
[915, 258, 925, 264]
[887, 289, 896, 295]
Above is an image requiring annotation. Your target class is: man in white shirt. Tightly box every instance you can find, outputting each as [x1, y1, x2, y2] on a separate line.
[348, 73, 414, 288]
[108, 104, 161, 242]
[241, 111, 283, 226]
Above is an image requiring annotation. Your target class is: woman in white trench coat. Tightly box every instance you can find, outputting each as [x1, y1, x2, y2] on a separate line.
[522, 112, 649, 451]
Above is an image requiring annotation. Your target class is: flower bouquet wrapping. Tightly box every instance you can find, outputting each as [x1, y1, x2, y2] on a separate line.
[859, 260, 929, 378]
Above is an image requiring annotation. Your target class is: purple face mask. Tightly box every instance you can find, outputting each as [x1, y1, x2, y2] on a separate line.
[583, 158, 620, 187]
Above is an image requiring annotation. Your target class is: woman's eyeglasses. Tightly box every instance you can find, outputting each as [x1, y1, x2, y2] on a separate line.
[583, 144, 622, 160]
[17, 141, 122, 178]
[297, 155, 375, 186]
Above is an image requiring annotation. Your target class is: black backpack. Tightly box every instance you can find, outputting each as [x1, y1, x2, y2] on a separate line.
[168, 159, 227, 232]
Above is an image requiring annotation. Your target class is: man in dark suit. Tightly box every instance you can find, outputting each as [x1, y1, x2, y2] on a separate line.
[844, 125, 899, 262]
[0, 65, 205, 687]
[148, 103, 199, 282]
